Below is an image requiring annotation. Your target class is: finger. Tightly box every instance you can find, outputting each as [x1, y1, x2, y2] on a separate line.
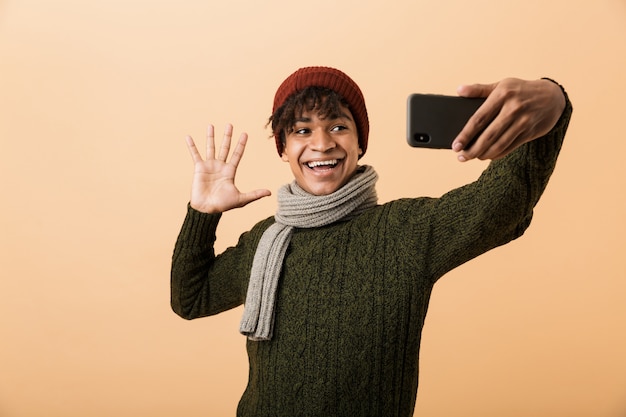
[474, 94, 537, 160]
[228, 132, 248, 168]
[488, 119, 532, 160]
[452, 86, 502, 153]
[457, 107, 513, 161]
[491, 134, 524, 160]
[453, 99, 499, 154]
[185, 135, 203, 163]
[205, 124, 216, 160]
[218, 123, 233, 161]
[457, 82, 497, 99]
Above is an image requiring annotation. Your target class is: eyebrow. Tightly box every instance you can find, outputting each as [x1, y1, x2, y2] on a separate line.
[294, 112, 353, 124]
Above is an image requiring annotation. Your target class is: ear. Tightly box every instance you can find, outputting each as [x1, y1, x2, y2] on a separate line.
[281, 152, 289, 162]
[358, 148, 363, 156]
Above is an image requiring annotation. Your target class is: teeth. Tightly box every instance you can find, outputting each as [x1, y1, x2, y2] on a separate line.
[307, 159, 338, 168]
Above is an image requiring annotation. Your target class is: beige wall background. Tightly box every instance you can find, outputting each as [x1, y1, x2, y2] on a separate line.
[1, 0, 625, 416]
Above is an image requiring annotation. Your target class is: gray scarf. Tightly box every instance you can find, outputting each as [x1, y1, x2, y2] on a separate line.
[239, 165, 379, 341]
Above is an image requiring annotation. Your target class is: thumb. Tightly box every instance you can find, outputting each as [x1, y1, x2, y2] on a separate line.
[238, 188, 272, 208]
[457, 82, 497, 98]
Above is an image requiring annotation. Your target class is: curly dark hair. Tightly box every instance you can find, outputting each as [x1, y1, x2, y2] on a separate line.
[268, 86, 351, 153]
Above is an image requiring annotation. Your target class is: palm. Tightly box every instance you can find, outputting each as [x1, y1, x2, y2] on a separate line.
[186, 124, 271, 213]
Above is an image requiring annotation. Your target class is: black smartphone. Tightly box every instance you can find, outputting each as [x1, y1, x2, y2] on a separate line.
[406, 93, 486, 149]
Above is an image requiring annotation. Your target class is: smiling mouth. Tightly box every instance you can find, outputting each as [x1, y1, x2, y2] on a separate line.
[306, 159, 340, 170]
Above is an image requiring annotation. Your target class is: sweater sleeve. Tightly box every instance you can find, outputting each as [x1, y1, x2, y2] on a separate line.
[404, 86, 573, 282]
[170, 205, 268, 320]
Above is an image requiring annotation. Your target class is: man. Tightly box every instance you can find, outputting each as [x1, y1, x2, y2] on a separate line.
[171, 66, 572, 416]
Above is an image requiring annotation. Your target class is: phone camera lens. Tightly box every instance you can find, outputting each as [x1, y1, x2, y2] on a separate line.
[414, 133, 430, 143]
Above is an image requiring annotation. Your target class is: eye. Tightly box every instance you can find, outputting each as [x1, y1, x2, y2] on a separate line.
[330, 124, 348, 132]
[294, 127, 311, 135]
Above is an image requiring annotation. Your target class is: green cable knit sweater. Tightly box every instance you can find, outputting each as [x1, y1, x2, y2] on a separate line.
[171, 97, 572, 417]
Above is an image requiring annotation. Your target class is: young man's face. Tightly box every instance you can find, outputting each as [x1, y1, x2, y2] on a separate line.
[281, 105, 362, 196]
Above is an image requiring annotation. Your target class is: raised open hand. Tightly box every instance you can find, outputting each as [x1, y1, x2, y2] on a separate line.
[186, 124, 271, 213]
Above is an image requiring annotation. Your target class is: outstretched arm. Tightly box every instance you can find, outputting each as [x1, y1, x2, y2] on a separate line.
[452, 78, 566, 162]
[186, 123, 271, 213]
[421, 83, 572, 280]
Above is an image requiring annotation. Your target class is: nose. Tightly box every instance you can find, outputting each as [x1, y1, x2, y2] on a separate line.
[309, 128, 336, 152]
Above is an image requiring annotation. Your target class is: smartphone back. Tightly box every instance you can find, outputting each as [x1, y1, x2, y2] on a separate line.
[407, 93, 485, 149]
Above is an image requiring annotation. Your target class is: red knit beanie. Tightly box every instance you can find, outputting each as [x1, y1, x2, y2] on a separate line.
[272, 66, 369, 158]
